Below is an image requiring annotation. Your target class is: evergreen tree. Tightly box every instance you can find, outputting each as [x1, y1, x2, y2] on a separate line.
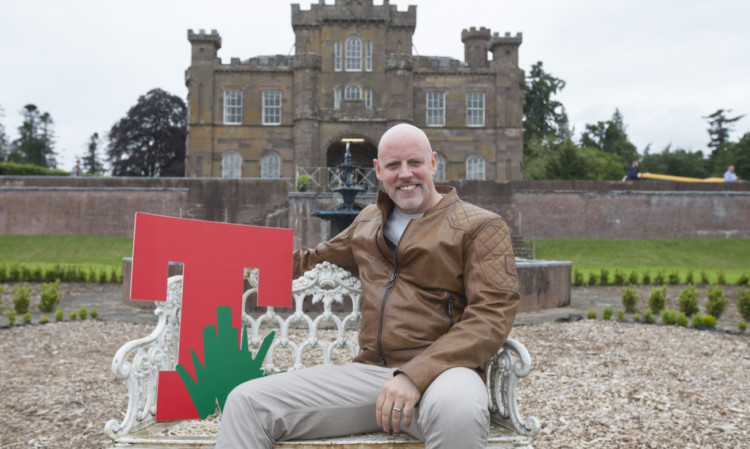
[640, 145, 710, 178]
[704, 109, 744, 158]
[579, 108, 638, 166]
[9, 104, 57, 168]
[81, 132, 105, 175]
[523, 61, 571, 153]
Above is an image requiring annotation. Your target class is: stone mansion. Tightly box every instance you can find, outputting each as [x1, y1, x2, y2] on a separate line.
[184, 0, 524, 184]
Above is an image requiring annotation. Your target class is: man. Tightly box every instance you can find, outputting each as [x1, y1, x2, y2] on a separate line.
[216, 124, 520, 449]
[724, 165, 739, 182]
[625, 160, 640, 180]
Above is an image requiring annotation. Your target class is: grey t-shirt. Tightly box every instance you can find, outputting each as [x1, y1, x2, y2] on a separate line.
[383, 208, 424, 246]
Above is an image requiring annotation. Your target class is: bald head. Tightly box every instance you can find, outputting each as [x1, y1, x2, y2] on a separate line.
[378, 123, 433, 159]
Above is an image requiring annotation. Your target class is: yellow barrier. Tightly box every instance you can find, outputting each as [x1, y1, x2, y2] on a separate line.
[640, 173, 726, 183]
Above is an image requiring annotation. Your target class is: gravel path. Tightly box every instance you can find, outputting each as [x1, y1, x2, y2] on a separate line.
[1, 319, 747, 448]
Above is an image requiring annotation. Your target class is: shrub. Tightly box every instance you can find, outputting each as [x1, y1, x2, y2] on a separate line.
[737, 287, 750, 322]
[648, 286, 667, 315]
[676, 312, 689, 327]
[98, 269, 108, 283]
[69, 311, 78, 321]
[5, 310, 16, 326]
[22, 312, 32, 324]
[41, 316, 49, 324]
[90, 309, 99, 320]
[691, 314, 703, 327]
[641, 270, 651, 285]
[737, 272, 750, 287]
[667, 271, 680, 285]
[21, 265, 32, 282]
[38, 280, 62, 313]
[621, 286, 639, 313]
[64, 266, 77, 283]
[613, 269, 625, 285]
[661, 309, 677, 325]
[109, 267, 120, 283]
[628, 270, 639, 285]
[600, 268, 610, 285]
[295, 174, 311, 191]
[685, 270, 694, 285]
[573, 270, 584, 286]
[617, 309, 624, 321]
[587, 309, 597, 319]
[8, 264, 21, 282]
[717, 271, 726, 285]
[678, 284, 700, 317]
[88, 267, 98, 283]
[0, 161, 69, 176]
[0, 264, 6, 282]
[46, 264, 64, 282]
[587, 272, 599, 286]
[705, 285, 729, 319]
[702, 315, 717, 328]
[699, 270, 710, 285]
[739, 322, 748, 333]
[654, 271, 665, 285]
[633, 313, 641, 322]
[30, 266, 44, 282]
[55, 310, 64, 322]
[78, 307, 88, 320]
[12, 284, 32, 314]
[602, 305, 614, 320]
[644, 309, 655, 324]
[77, 266, 87, 283]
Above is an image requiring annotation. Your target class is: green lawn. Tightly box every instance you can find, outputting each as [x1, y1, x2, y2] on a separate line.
[0, 235, 133, 270]
[530, 238, 750, 284]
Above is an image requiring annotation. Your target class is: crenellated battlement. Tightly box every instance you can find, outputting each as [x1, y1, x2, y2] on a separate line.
[291, 0, 416, 28]
[489, 32, 523, 47]
[187, 29, 222, 47]
[461, 26, 492, 42]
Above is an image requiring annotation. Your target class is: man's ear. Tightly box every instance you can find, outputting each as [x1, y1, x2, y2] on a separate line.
[373, 158, 383, 181]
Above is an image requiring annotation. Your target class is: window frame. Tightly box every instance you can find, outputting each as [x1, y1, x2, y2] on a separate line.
[334, 41, 342, 72]
[262, 90, 282, 126]
[466, 155, 486, 181]
[345, 36, 362, 72]
[436, 153, 446, 180]
[344, 84, 361, 100]
[221, 152, 242, 179]
[223, 89, 243, 125]
[426, 91, 445, 127]
[365, 41, 373, 71]
[261, 152, 281, 179]
[334, 87, 342, 109]
[365, 88, 372, 109]
[466, 92, 485, 127]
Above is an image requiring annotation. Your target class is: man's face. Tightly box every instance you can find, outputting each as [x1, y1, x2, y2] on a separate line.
[374, 128, 439, 214]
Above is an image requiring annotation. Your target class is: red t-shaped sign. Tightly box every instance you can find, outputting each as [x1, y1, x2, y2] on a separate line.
[130, 213, 293, 420]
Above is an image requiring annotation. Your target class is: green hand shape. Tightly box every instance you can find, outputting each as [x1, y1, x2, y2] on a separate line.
[176, 306, 275, 419]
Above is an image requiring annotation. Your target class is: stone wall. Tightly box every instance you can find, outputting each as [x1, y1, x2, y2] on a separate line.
[2, 177, 749, 247]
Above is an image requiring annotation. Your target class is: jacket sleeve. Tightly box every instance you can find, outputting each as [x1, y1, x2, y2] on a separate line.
[397, 217, 521, 393]
[292, 217, 361, 279]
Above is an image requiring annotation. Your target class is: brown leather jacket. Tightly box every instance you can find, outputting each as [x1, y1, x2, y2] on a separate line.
[293, 186, 520, 393]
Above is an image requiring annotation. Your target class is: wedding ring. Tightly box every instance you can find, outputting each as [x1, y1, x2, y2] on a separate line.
[393, 407, 403, 413]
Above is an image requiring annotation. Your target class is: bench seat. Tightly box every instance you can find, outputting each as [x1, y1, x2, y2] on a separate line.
[106, 262, 540, 448]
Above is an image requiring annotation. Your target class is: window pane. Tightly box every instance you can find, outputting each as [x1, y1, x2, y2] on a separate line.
[334, 87, 341, 109]
[466, 92, 485, 127]
[466, 155, 485, 180]
[365, 88, 372, 109]
[436, 154, 446, 180]
[345, 84, 361, 100]
[223, 90, 242, 124]
[334, 41, 342, 71]
[261, 153, 281, 179]
[366, 41, 372, 71]
[426, 92, 445, 127]
[345, 36, 362, 71]
[222, 153, 242, 179]
[262, 90, 281, 125]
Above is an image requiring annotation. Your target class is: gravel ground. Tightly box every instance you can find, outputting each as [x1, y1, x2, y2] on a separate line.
[1, 284, 748, 448]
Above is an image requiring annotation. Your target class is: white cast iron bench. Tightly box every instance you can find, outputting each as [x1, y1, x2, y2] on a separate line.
[105, 261, 540, 448]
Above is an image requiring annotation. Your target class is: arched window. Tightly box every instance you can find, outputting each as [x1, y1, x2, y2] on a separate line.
[222, 153, 242, 179]
[345, 36, 362, 71]
[466, 155, 485, 180]
[261, 153, 281, 179]
[344, 84, 361, 100]
[435, 154, 446, 180]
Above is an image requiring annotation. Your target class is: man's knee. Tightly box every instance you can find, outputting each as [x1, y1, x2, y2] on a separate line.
[419, 368, 489, 427]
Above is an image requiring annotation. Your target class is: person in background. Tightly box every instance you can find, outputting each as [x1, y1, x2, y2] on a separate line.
[723, 165, 739, 182]
[625, 160, 640, 181]
[71, 159, 83, 177]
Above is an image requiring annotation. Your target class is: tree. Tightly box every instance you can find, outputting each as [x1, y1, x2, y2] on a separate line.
[713, 132, 750, 179]
[8, 104, 57, 168]
[81, 132, 105, 175]
[0, 105, 8, 162]
[579, 109, 638, 166]
[640, 145, 710, 179]
[107, 88, 186, 177]
[523, 61, 571, 153]
[704, 109, 744, 158]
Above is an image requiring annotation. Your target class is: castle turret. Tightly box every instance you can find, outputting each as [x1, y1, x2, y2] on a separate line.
[461, 27, 491, 68]
[187, 29, 221, 63]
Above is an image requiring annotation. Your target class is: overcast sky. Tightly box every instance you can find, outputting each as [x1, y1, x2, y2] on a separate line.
[1, 0, 748, 172]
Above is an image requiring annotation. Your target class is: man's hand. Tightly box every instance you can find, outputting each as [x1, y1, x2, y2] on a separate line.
[376, 373, 421, 433]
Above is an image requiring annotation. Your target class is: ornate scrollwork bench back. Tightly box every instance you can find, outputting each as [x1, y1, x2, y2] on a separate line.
[106, 261, 540, 447]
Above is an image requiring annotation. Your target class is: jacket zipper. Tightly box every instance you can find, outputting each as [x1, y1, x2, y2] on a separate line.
[377, 220, 412, 367]
[446, 294, 455, 329]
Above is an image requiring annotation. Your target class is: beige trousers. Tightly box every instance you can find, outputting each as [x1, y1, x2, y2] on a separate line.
[215, 363, 489, 449]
